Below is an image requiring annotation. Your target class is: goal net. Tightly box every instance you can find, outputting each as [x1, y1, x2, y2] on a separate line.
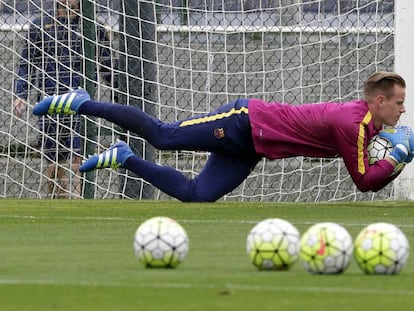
[0, 0, 397, 201]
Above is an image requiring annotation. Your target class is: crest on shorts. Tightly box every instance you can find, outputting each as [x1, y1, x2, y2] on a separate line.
[214, 128, 225, 139]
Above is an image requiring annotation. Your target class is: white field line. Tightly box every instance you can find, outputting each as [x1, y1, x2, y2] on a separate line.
[225, 283, 414, 296]
[0, 278, 413, 296]
[0, 214, 413, 229]
[0, 278, 207, 289]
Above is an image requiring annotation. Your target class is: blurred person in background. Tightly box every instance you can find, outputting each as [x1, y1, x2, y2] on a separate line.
[13, 0, 116, 198]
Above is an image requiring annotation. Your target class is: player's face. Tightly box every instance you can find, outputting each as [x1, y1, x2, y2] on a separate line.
[378, 84, 406, 127]
[57, 0, 80, 21]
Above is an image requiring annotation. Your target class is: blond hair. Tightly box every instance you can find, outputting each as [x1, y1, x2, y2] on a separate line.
[364, 71, 405, 100]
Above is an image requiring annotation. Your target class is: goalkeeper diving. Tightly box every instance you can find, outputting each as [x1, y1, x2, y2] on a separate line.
[33, 71, 414, 202]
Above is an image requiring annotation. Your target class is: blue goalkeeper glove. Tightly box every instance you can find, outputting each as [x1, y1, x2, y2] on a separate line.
[405, 152, 414, 163]
[389, 144, 409, 164]
[378, 127, 410, 163]
[397, 125, 414, 163]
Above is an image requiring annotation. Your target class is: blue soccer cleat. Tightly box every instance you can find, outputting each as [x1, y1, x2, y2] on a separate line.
[33, 88, 90, 115]
[80, 140, 134, 172]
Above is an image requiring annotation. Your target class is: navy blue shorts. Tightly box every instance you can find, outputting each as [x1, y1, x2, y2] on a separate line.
[147, 98, 260, 201]
[38, 115, 81, 163]
[150, 98, 256, 156]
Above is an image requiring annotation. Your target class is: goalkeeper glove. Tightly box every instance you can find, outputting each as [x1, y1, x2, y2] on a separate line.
[397, 125, 414, 163]
[378, 127, 410, 163]
[405, 153, 414, 163]
[388, 144, 409, 164]
[396, 125, 414, 147]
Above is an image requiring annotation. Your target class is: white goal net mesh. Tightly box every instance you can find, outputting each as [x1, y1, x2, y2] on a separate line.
[0, 0, 396, 201]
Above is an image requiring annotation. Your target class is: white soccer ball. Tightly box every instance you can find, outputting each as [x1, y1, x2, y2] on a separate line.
[354, 222, 409, 274]
[300, 222, 353, 274]
[367, 134, 393, 165]
[246, 218, 301, 270]
[367, 134, 406, 173]
[133, 216, 189, 268]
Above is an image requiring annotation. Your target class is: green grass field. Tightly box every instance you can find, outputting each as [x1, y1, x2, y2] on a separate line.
[0, 199, 414, 310]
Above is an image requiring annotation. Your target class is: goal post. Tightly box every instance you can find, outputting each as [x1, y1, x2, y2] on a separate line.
[394, 0, 414, 200]
[81, 0, 97, 199]
[0, 0, 402, 201]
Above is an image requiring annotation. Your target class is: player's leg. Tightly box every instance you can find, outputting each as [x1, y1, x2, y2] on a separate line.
[187, 153, 260, 202]
[79, 98, 253, 154]
[68, 155, 81, 199]
[38, 116, 59, 197]
[47, 115, 80, 199]
[79, 141, 259, 201]
[52, 145, 70, 198]
[79, 143, 259, 202]
[62, 116, 82, 199]
[55, 165, 67, 198]
[122, 153, 260, 202]
[45, 162, 57, 196]
[85, 100, 255, 157]
[34, 90, 254, 155]
[32, 89, 177, 141]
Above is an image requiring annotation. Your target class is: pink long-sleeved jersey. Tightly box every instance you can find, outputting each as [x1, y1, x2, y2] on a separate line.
[248, 98, 396, 192]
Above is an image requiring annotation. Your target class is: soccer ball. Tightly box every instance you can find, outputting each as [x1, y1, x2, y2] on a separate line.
[367, 134, 405, 173]
[354, 222, 409, 274]
[246, 218, 300, 270]
[300, 222, 353, 274]
[133, 216, 189, 268]
[367, 134, 392, 164]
